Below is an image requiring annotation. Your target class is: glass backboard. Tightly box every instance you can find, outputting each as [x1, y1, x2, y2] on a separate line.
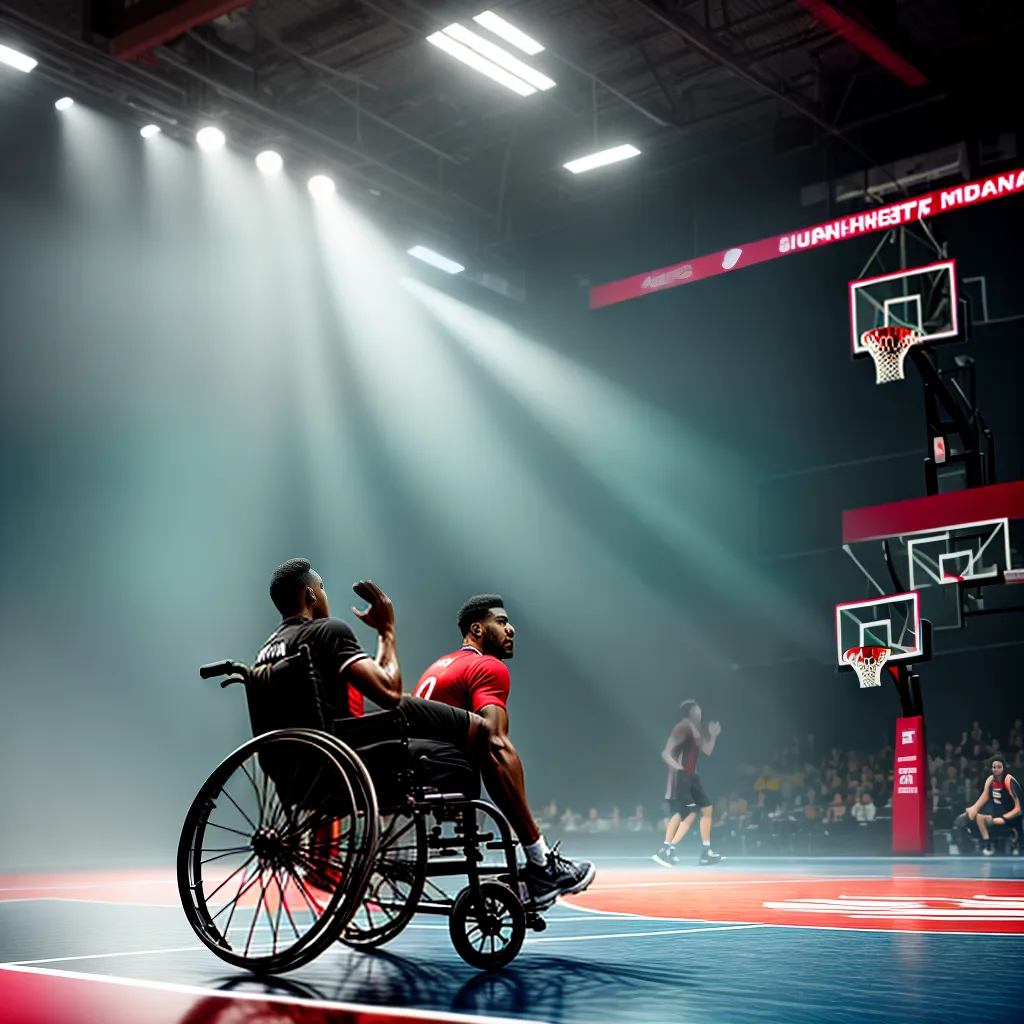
[849, 259, 958, 356]
[835, 591, 923, 668]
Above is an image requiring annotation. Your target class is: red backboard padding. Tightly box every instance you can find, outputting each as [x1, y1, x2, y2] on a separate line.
[843, 480, 1024, 544]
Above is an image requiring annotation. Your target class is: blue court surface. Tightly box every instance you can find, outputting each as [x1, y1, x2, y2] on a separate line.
[3, 856, 1024, 1023]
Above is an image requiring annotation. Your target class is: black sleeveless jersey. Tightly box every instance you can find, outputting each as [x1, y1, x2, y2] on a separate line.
[990, 774, 1021, 817]
[254, 615, 368, 720]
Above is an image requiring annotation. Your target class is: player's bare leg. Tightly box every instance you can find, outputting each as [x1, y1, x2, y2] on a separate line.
[671, 812, 696, 844]
[698, 805, 722, 864]
[663, 812, 681, 845]
[976, 813, 994, 854]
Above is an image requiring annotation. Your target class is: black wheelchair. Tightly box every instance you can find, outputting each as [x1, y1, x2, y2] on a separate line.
[177, 646, 549, 974]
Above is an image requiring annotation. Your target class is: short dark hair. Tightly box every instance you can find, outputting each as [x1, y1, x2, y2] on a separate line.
[679, 699, 698, 718]
[270, 558, 313, 615]
[457, 594, 504, 636]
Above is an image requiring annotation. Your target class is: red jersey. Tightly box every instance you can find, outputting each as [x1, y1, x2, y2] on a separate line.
[413, 647, 510, 713]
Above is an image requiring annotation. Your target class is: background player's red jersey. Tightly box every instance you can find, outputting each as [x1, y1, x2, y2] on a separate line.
[413, 647, 510, 712]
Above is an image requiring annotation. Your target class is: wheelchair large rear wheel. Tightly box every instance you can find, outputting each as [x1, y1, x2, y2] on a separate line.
[178, 729, 377, 973]
[342, 808, 427, 949]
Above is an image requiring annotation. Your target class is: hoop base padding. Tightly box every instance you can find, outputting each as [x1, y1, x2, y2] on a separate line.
[843, 645, 891, 688]
[860, 326, 922, 384]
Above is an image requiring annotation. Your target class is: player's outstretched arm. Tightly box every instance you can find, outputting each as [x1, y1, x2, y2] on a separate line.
[343, 581, 402, 708]
[701, 721, 721, 756]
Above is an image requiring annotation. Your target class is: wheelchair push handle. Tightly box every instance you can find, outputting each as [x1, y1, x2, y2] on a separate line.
[199, 660, 249, 680]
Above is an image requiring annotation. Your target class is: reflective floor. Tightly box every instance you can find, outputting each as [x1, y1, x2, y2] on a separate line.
[3, 857, 1024, 1023]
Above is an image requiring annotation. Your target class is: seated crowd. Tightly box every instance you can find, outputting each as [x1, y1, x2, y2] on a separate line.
[534, 719, 1023, 853]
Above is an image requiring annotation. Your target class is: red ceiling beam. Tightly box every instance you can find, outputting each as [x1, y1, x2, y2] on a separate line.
[90, 0, 253, 62]
[795, 0, 927, 87]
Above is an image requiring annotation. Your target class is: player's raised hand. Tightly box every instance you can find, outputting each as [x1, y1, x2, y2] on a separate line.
[352, 580, 395, 635]
[708, 721, 722, 737]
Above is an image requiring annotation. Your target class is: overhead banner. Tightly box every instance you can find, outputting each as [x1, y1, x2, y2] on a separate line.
[589, 168, 1024, 310]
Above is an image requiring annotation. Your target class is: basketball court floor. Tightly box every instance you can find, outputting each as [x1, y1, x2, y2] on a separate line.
[4, 856, 1023, 1024]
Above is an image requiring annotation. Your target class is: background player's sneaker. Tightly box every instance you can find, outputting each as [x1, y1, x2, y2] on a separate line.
[652, 844, 677, 868]
[699, 848, 722, 865]
[525, 844, 595, 901]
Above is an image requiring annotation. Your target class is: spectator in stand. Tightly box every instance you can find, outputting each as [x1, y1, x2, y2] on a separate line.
[824, 792, 847, 824]
[627, 805, 651, 832]
[852, 791, 876, 823]
[728, 791, 748, 815]
[803, 789, 819, 821]
[609, 806, 621, 831]
[1009, 719, 1023, 751]
[754, 765, 781, 801]
[581, 807, 606, 833]
[560, 808, 581, 832]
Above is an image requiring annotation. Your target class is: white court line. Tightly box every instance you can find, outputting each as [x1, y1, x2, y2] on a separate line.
[581, 876, 1024, 890]
[0, 964, 544, 1024]
[6, 946, 205, 966]
[0, 897, 179, 908]
[525, 923, 766, 944]
[0, 878, 175, 893]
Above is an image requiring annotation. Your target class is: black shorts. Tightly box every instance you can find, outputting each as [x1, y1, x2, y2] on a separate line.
[673, 772, 711, 814]
[397, 695, 475, 753]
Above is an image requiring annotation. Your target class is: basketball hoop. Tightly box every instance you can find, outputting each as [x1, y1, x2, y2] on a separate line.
[843, 646, 891, 688]
[860, 326, 922, 384]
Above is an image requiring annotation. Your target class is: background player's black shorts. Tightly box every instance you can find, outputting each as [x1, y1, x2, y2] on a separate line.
[673, 771, 711, 813]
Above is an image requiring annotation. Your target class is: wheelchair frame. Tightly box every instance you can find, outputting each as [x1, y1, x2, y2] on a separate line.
[177, 654, 548, 974]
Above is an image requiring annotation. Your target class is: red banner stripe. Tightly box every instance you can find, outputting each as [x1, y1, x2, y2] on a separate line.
[589, 169, 1024, 310]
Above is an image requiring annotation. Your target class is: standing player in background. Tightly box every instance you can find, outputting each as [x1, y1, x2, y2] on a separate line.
[653, 700, 722, 866]
[414, 594, 594, 902]
[961, 756, 1022, 855]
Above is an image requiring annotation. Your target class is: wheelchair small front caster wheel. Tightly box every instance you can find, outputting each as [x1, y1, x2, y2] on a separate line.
[449, 881, 526, 969]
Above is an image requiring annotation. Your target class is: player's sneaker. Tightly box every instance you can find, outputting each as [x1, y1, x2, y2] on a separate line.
[982, 843, 994, 857]
[652, 844, 677, 868]
[525, 844, 595, 901]
[698, 847, 722, 865]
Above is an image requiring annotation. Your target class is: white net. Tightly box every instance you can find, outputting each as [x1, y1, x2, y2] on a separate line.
[860, 326, 922, 384]
[843, 646, 891, 688]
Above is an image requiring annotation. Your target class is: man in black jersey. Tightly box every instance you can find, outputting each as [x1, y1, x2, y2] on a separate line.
[254, 559, 487, 757]
[652, 700, 722, 867]
[961, 757, 1022, 855]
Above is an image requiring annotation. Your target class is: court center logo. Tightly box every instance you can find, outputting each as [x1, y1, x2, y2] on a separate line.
[764, 895, 1024, 924]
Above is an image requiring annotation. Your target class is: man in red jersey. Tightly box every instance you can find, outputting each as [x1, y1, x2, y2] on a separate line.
[415, 594, 594, 902]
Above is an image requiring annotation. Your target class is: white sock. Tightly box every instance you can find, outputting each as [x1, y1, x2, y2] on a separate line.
[525, 837, 551, 866]
[703, 839, 711, 847]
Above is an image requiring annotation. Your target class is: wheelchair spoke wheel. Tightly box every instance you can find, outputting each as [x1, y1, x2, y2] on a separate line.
[449, 881, 526, 970]
[178, 729, 374, 973]
[343, 808, 427, 949]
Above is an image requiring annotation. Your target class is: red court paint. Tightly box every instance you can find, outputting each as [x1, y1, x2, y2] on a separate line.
[0, 870, 179, 905]
[564, 871, 1024, 933]
[0, 965, 534, 1024]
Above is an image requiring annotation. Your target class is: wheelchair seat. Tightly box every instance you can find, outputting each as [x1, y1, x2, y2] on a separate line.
[408, 738, 481, 800]
[332, 713, 480, 806]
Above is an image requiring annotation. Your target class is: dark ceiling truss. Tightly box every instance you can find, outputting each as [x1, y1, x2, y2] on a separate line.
[0, 0, 1018, 260]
